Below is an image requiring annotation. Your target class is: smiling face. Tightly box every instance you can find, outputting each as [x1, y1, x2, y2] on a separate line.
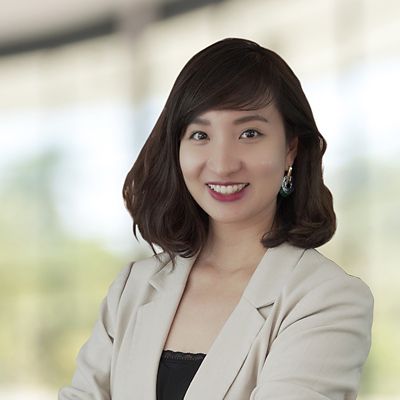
[179, 102, 298, 230]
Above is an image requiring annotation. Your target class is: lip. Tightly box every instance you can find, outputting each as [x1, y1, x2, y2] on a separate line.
[206, 182, 249, 185]
[206, 183, 249, 202]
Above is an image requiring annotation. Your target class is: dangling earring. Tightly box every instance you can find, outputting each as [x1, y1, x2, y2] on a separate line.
[279, 166, 294, 197]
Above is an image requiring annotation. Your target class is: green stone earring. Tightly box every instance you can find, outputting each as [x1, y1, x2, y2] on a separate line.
[279, 166, 294, 197]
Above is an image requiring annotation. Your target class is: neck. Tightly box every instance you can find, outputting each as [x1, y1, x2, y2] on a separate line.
[198, 220, 271, 274]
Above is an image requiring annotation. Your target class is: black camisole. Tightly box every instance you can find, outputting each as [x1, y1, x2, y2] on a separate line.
[156, 350, 206, 400]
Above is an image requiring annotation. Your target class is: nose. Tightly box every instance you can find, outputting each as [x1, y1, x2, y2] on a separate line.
[207, 143, 242, 176]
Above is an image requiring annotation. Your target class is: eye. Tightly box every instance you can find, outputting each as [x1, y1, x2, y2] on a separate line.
[240, 129, 262, 139]
[189, 131, 208, 141]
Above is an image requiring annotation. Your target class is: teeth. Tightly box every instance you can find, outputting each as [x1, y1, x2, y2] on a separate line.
[207, 183, 247, 194]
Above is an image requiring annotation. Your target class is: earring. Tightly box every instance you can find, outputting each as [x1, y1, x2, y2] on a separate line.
[279, 166, 294, 197]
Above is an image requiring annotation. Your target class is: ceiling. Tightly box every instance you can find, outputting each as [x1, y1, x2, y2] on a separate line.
[0, 0, 159, 54]
[0, 0, 224, 55]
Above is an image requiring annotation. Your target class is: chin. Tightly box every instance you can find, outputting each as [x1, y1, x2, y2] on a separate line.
[207, 213, 250, 225]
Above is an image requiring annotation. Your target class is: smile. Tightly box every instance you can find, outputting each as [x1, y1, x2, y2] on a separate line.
[206, 183, 249, 195]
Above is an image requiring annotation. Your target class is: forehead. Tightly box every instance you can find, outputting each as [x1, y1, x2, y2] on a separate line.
[189, 102, 281, 125]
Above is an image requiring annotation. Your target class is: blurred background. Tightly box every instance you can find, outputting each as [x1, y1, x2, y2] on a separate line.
[0, 0, 399, 398]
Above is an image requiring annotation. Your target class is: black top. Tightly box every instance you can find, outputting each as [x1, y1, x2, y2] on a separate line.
[156, 350, 206, 400]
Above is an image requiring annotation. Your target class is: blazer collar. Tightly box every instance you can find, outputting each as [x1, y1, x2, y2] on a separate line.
[119, 242, 305, 400]
[243, 242, 306, 308]
[149, 242, 306, 308]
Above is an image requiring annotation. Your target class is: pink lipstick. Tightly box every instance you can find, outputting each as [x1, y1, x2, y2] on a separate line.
[206, 184, 249, 202]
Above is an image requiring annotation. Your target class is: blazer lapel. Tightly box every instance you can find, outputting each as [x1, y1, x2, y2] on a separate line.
[122, 243, 305, 400]
[183, 297, 265, 399]
[125, 252, 199, 400]
[184, 243, 306, 399]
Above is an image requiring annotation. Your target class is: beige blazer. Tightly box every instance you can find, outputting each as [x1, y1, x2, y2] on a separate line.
[59, 243, 373, 400]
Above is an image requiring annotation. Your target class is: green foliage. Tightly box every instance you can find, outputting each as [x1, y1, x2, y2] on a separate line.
[1, 150, 398, 395]
[321, 157, 400, 396]
[0, 149, 133, 388]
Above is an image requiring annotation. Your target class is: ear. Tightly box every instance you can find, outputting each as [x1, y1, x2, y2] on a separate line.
[286, 136, 298, 167]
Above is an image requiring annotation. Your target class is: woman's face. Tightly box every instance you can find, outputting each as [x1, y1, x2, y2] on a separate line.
[179, 102, 297, 228]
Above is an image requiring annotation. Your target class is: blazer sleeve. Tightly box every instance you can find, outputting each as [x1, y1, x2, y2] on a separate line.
[58, 263, 134, 400]
[250, 275, 374, 400]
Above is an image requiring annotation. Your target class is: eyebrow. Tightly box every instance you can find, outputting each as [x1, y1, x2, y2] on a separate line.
[191, 114, 269, 126]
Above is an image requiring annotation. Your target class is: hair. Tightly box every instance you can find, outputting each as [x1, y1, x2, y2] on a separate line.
[123, 38, 336, 264]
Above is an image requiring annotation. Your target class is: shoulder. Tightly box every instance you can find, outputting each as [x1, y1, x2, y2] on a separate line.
[294, 247, 373, 295]
[129, 251, 170, 278]
[279, 246, 374, 325]
[273, 244, 373, 300]
[253, 247, 374, 398]
[104, 252, 171, 311]
[112, 251, 170, 287]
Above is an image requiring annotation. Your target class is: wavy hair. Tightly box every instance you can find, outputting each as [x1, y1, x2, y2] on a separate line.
[123, 38, 336, 263]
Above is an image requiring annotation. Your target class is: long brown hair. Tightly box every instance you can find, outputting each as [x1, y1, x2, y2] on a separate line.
[123, 38, 336, 263]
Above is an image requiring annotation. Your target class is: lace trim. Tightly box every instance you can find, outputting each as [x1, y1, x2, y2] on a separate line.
[162, 349, 206, 361]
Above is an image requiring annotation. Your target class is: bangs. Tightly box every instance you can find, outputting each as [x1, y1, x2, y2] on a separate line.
[177, 50, 280, 131]
[211, 72, 275, 112]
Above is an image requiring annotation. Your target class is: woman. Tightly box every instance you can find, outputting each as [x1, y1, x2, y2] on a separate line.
[59, 38, 373, 400]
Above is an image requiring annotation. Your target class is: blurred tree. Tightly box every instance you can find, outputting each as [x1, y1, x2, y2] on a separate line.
[1, 149, 398, 394]
[322, 157, 400, 395]
[0, 148, 137, 388]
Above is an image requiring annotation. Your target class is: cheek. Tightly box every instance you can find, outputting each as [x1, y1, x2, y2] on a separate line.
[258, 158, 283, 171]
[252, 153, 286, 189]
[256, 150, 286, 174]
[253, 159, 285, 198]
[256, 162, 284, 188]
[179, 146, 201, 181]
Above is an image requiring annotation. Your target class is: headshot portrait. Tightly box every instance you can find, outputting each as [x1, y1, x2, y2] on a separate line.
[58, 37, 374, 400]
[5, 2, 400, 399]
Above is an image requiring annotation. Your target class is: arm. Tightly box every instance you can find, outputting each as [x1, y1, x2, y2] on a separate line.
[250, 275, 374, 400]
[59, 263, 134, 400]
